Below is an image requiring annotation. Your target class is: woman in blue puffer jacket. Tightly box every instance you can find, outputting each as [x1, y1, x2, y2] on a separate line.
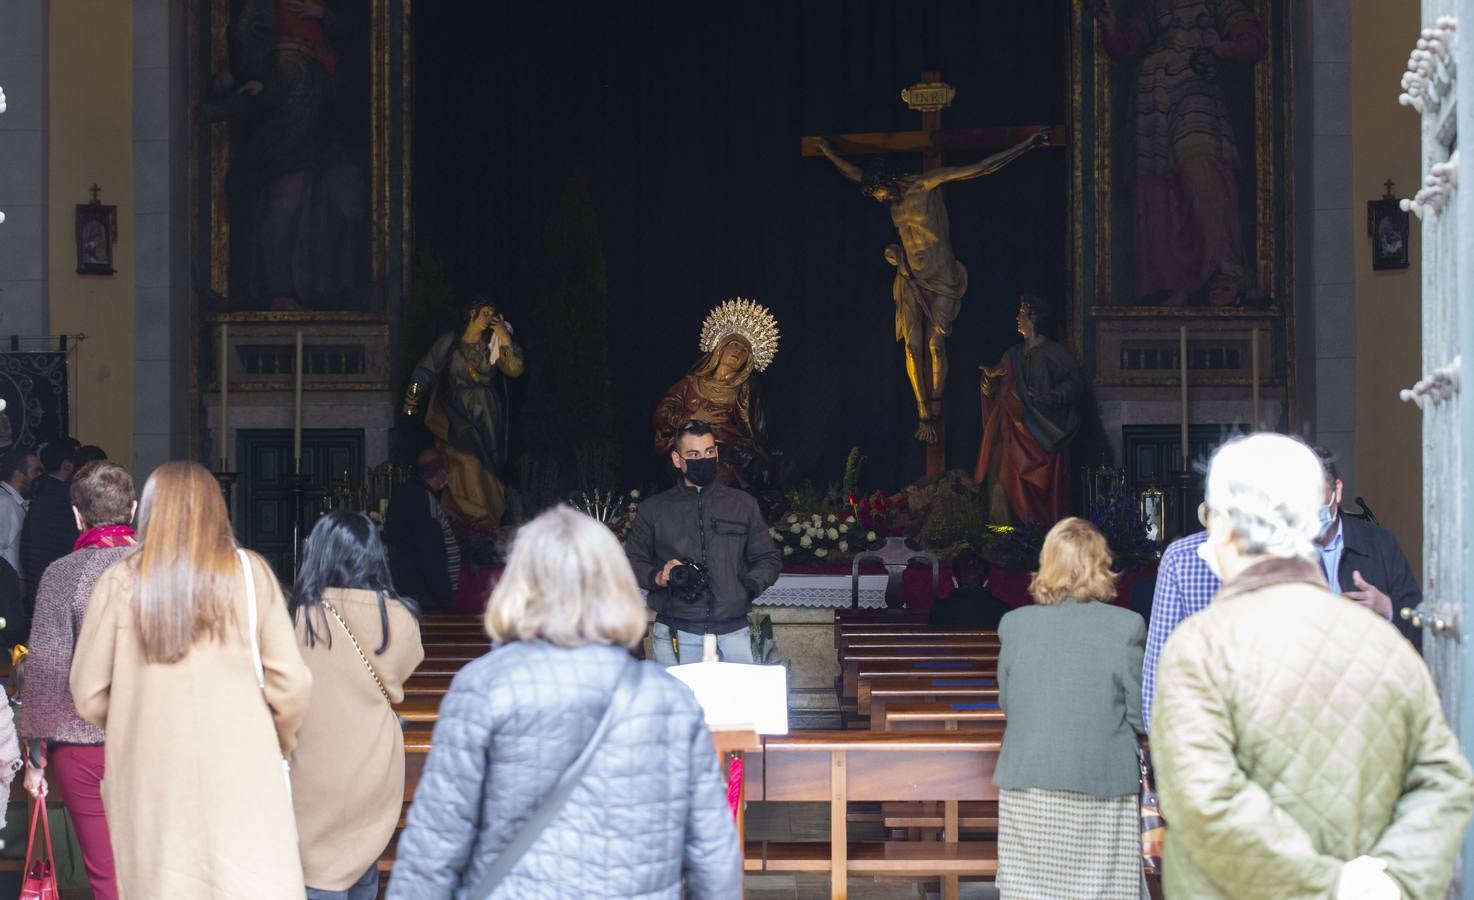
[387, 504, 741, 900]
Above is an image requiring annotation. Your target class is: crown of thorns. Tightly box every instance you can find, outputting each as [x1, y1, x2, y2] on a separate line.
[699, 297, 780, 372]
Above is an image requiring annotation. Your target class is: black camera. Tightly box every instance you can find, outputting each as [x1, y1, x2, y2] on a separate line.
[667, 559, 713, 605]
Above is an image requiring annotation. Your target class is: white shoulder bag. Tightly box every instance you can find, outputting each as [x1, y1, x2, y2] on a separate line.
[237, 549, 293, 799]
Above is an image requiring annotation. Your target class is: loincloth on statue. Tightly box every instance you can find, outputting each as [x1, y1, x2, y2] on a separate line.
[893, 272, 961, 341]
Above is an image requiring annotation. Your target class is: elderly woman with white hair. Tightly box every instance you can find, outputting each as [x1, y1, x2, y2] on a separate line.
[1152, 433, 1474, 900]
[386, 505, 741, 900]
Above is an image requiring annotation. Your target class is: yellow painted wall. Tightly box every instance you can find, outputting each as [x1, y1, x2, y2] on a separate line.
[1351, 0, 1422, 574]
[47, 0, 134, 466]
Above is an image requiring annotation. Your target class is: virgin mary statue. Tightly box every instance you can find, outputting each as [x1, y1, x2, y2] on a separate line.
[653, 298, 781, 490]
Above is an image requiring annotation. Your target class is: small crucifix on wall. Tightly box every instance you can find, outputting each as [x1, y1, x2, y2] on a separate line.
[75, 184, 118, 276]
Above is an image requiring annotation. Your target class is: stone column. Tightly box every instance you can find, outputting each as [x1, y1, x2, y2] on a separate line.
[131, 0, 190, 478]
[1296, 0, 1357, 485]
[0, 0, 48, 341]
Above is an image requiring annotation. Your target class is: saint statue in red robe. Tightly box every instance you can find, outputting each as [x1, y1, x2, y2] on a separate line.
[973, 296, 1082, 525]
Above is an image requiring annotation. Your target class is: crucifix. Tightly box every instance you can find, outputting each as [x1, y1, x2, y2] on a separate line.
[804, 70, 1065, 477]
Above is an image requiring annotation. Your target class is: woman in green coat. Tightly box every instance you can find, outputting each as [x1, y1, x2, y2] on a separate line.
[995, 516, 1147, 899]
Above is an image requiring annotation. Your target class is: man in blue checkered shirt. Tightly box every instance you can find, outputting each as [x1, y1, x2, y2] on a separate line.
[1141, 529, 1218, 731]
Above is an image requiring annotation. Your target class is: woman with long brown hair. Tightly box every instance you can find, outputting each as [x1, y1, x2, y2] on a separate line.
[70, 460, 312, 898]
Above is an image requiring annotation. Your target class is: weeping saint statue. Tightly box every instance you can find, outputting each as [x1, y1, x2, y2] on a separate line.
[814, 130, 1048, 443]
[403, 303, 524, 523]
[653, 298, 781, 490]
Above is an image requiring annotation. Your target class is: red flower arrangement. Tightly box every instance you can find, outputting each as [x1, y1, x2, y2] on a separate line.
[847, 489, 907, 537]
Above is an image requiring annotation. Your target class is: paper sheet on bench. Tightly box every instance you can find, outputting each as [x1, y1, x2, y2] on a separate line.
[668, 661, 788, 735]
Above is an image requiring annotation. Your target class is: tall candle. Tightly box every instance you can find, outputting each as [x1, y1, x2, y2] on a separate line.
[293, 330, 304, 471]
[218, 323, 229, 471]
[1251, 326, 1261, 429]
[1179, 326, 1189, 470]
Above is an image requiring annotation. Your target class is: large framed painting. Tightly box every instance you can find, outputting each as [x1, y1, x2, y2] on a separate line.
[1070, 0, 1294, 411]
[187, 0, 410, 463]
[190, 0, 411, 317]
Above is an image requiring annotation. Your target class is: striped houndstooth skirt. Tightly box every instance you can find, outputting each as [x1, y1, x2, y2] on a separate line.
[996, 788, 1147, 900]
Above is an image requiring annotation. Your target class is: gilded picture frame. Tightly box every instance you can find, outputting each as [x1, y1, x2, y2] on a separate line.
[1070, 0, 1294, 402]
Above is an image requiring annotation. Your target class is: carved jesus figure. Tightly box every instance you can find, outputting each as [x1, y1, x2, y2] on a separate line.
[814, 130, 1047, 442]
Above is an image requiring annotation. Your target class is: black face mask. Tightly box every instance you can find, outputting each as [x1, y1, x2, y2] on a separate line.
[683, 457, 718, 487]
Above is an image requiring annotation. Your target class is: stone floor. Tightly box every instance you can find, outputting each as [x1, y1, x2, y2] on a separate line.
[743, 802, 1000, 900]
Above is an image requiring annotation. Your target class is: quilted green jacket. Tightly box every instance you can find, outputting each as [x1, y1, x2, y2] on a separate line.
[1152, 557, 1474, 900]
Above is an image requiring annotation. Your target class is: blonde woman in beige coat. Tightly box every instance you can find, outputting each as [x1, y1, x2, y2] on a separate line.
[70, 460, 313, 899]
[289, 511, 424, 899]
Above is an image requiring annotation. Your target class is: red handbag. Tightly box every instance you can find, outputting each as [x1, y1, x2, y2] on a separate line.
[19, 796, 58, 900]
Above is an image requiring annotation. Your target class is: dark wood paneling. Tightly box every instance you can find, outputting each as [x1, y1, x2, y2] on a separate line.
[237, 428, 365, 582]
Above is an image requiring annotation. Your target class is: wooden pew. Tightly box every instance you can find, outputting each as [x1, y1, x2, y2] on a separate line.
[881, 701, 1007, 731]
[838, 628, 996, 646]
[395, 695, 443, 724]
[841, 659, 998, 705]
[837, 633, 999, 662]
[872, 708, 1006, 837]
[841, 649, 998, 725]
[859, 677, 998, 724]
[747, 730, 1000, 900]
[832, 609, 926, 647]
[842, 648, 999, 683]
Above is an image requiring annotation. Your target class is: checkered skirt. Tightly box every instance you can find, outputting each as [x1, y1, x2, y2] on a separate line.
[997, 788, 1147, 900]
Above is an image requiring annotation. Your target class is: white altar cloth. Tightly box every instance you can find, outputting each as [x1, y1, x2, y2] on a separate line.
[752, 572, 888, 609]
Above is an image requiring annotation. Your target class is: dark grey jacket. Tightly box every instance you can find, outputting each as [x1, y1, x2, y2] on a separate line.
[625, 482, 780, 634]
[386, 642, 741, 900]
[1338, 514, 1422, 651]
[994, 599, 1146, 796]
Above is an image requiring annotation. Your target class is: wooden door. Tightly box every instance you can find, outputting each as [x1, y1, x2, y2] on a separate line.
[237, 428, 364, 582]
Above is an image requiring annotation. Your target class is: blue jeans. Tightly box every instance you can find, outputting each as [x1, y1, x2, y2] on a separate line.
[651, 621, 753, 665]
[306, 864, 378, 900]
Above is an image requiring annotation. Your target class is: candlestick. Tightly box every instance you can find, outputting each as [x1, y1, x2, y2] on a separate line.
[292, 330, 304, 472]
[1251, 326, 1261, 429]
[1179, 326, 1189, 469]
[218, 323, 229, 470]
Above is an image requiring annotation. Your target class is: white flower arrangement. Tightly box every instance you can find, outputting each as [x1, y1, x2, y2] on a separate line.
[768, 504, 882, 565]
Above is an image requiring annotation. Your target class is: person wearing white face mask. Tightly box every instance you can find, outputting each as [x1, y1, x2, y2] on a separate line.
[1308, 446, 1422, 650]
[1152, 433, 1473, 900]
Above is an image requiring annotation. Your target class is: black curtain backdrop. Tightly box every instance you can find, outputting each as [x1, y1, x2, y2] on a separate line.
[414, 0, 1068, 492]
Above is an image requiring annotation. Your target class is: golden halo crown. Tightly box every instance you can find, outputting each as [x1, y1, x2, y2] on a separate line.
[699, 297, 780, 372]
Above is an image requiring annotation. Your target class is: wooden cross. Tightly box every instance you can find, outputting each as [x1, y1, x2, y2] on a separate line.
[802, 70, 1065, 477]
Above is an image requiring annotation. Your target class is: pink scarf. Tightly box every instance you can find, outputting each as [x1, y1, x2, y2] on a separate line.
[73, 524, 137, 552]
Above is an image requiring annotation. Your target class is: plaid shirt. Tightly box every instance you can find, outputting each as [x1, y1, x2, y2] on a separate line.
[1142, 530, 1219, 731]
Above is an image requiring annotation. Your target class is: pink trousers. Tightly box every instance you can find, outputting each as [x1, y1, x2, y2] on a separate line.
[49, 743, 117, 900]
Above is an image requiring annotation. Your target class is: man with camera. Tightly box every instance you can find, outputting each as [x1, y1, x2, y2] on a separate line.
[626, 419, 781, 665]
